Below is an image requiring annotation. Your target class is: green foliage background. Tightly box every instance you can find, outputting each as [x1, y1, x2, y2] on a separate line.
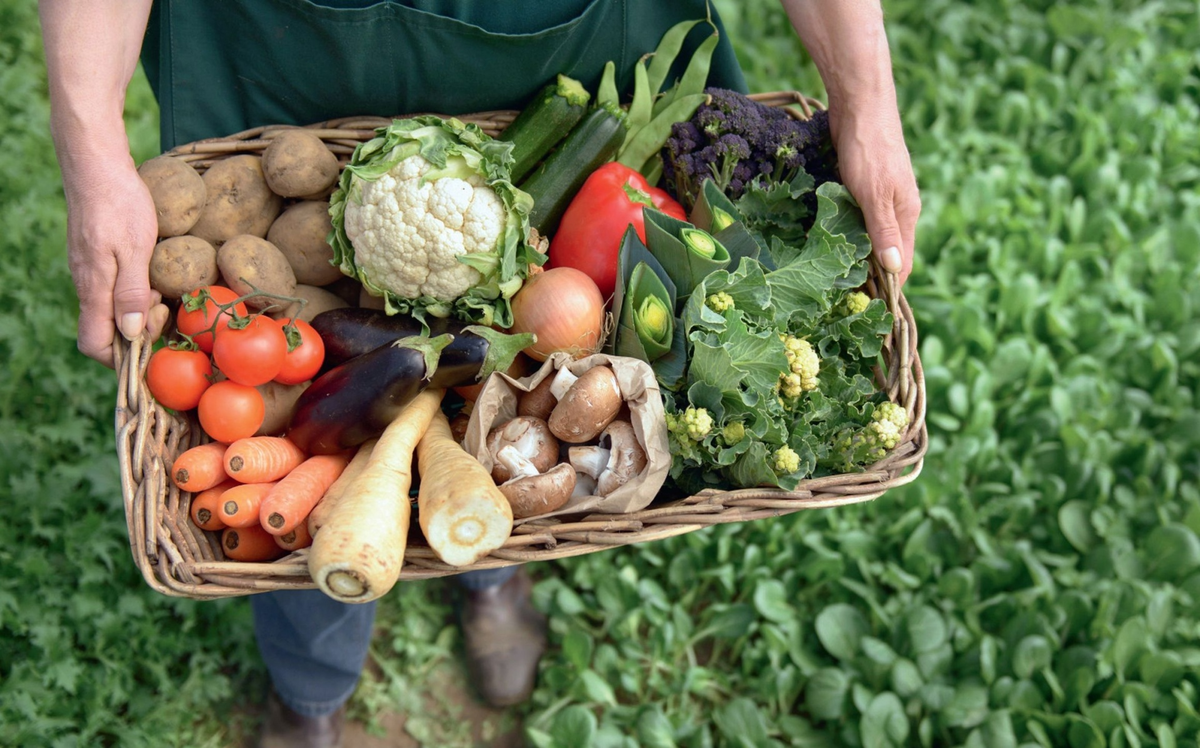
[2, 0, 1198, 746]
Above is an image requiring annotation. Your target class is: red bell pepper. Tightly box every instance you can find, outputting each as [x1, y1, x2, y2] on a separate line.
[546, 162, 687, 299]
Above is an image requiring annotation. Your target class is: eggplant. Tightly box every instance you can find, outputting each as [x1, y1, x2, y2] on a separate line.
[287, 327, 534, 455]
[310, 307, 457, 370]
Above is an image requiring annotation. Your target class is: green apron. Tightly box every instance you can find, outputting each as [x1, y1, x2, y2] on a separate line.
[141, 0, 748, 150]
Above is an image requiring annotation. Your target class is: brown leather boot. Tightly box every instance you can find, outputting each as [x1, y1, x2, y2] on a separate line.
[257, 691, 345, 748]
[460, 569, 548, 707]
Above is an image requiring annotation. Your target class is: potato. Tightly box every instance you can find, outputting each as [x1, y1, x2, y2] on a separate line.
[255, 381, 310, 436]
[262, 130, 340, 198]
[190, 155, 282, 245]
[267, 201, 340, 285]
[138, 156, 206, 237]
[217, 235, 296, 310]
[275, 284, 350, 323]
[358, 285, 387, 310]
[149, 236, 219, 299]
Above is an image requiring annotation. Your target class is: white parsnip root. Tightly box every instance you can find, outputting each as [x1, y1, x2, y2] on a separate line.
[308, 389, 445, 603]
[417, 411, 514, 567]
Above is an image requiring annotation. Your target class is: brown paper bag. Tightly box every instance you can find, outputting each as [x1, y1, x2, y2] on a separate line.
[463, 353, 671, 521]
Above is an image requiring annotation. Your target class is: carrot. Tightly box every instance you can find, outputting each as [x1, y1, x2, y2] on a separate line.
[417, 411, 514, 567]
[222, 525, 286, 562]
[307, 440, 376, 537]
[260, 453, 350, 536]
[223, 436, 306, 483]
[218, 481, 279, 528]
[172, 442, 229, 492]
[190, 479, 238, 531]
[275, 521, 313, 552]
[308, 389, 445, 603]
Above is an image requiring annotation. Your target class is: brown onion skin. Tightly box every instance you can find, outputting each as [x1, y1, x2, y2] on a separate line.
[509, 267, 604, 362]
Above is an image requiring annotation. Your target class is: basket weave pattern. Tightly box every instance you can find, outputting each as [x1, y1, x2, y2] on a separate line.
[114, 92, 927, 599]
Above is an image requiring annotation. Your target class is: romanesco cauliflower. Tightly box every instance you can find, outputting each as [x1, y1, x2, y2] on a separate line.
[868, 401, 909, 451]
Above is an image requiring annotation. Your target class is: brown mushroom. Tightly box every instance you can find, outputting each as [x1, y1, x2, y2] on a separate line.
[548, 365, 623, 443]
[518, 376, 558, 421]
[595, 421, 648, 495]
[494, 446, 576, 519]
[486, 417, 559, 483]
[566, 421, 646, 497]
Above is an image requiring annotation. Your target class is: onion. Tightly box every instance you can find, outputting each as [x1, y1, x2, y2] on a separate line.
[510, 267, 605, 362]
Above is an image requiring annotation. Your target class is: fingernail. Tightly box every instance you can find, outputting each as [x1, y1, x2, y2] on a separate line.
[119, 312, 144, 341]
[880, 246, 903, 273]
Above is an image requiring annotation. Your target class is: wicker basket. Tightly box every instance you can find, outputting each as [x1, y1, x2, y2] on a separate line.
[114, 91, 927, 599]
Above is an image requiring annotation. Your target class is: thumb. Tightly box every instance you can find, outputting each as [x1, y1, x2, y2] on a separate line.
[113, 253, 154, 342]
[864, 208, 904, 277]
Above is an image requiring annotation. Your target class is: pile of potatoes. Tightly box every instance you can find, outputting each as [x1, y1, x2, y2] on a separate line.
[139, 129, 378, 324]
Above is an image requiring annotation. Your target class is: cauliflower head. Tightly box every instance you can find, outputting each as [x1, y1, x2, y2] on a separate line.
[329, 116, 538, 327]
[343, 155, 505, 302]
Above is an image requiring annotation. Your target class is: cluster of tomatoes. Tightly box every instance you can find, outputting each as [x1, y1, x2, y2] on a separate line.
[146, 285, 325, 442]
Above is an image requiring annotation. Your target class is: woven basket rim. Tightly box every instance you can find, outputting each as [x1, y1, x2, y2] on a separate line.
[116, 89, 926, 599]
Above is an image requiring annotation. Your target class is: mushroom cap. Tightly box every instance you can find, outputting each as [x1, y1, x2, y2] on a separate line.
[595, 420, 648, 496]
[517, 376, 558, 421]
[548, 365, 623, 444]
[499, 462, 576, 519]
[486, 416, 559, 483]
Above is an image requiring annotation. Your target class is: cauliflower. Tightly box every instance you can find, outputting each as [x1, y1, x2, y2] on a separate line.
[343, 155, 507, 303]
[330, 116, 538, 327]
[706, 291, 735, 313]
[868, 401, 909, 451]
[840, 291, 870, 316]
[772, 445, 800, 474]
[780, 334, 820, 393]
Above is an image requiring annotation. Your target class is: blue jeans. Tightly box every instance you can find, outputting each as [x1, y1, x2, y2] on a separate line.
[252, 567, 518, 717]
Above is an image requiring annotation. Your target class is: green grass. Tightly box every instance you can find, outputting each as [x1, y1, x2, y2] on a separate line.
[2, 0, 1198, 746]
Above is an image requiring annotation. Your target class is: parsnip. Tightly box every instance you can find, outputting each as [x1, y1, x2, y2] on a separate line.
[306, 439, 376, 537]
[308, 390, 444, 603]
[417, 411, 514, 566]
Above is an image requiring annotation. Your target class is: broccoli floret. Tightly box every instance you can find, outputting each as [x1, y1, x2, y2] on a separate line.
[661, 88, 836, 210]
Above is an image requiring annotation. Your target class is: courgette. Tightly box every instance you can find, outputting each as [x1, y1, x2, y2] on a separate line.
[500, 74, 591, 183]
[521, 102, 628, 234]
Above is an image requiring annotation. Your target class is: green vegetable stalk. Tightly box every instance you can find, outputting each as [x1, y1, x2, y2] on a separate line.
[624, 262, 675, 361]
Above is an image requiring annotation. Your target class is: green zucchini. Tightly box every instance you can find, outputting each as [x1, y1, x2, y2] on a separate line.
[500, 74, 591, 183]
[521, 102, 628, 234]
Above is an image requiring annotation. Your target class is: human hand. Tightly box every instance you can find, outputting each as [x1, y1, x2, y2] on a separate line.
[62, 159, 169, 367]
[828, 104, 920, 287]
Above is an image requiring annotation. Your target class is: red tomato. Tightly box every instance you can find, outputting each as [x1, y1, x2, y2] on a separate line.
[212, 315, 288, 386]
[274, 319, 325, 385]
[547, 162, 687, 299]
[197, 381, 265, 443]
[177, 286, 248, 353]
[145, 347, 213, 411]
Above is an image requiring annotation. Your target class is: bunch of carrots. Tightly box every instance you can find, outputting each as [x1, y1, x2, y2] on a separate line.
[176, 434, 354, 561]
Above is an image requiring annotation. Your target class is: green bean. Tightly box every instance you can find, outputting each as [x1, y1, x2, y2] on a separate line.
[627, 58, 654, 136]
[596, 61, 619, 108]
[654, 31, 718, 118]
[646, 19, 702, 96]
[618, 93, 707, 172]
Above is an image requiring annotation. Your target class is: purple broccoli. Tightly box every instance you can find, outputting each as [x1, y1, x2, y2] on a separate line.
[661, 88, 836, 210]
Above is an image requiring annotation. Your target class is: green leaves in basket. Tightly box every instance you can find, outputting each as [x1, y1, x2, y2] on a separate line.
[643, 207, 732, 300]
